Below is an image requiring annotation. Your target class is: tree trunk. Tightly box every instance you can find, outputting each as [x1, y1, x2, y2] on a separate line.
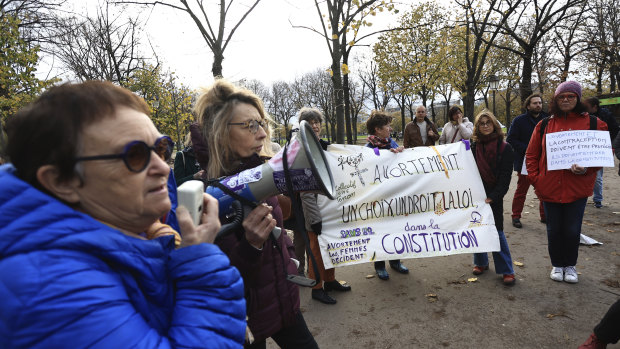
[463, 79, 476, 120]
[343, 72, 353, 144]
[520, 50, 534, 103]
[505, 86, 513, 128]
[400, 94, 406, 137]
[212, 50, 224, 78]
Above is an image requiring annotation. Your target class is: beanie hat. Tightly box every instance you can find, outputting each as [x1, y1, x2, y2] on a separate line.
[554, 81, 582, 100]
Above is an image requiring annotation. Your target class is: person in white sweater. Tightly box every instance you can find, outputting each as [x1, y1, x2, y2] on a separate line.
[439, 105, 474, 144]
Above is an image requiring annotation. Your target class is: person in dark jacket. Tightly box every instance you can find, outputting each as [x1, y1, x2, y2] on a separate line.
[506, 93, 548, 228]
[192, 79, 318, 349]
[173, 132, 204, 186]
[470, 110, 516, 286]
[526, 81, 607, 284]
[365, 110, 408, 281]
[297, 107, 351, 305]
[0, 81, 246, 348]
[403, 106, 440, 148]
[584, 97, 619, 208]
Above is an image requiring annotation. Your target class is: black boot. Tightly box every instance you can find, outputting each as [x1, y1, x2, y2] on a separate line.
[311, 289, 337, 304]
[389, 261, 409, 274]
[323, 280, 351, 292]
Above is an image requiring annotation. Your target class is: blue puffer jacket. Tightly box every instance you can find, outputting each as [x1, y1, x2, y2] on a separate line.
[0, 166, 246, 348]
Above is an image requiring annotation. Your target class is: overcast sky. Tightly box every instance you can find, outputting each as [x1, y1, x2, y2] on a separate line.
[40, 0, 405, 90]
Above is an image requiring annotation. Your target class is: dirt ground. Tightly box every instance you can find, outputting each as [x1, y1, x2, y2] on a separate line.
[269, 166, 620, 349]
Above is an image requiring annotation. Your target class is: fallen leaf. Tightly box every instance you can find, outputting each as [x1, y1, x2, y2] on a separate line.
[425, 293, 438, 303]
[546, 312, 573, 320]
[448, 280, 466, 285]
[607, 229, 615, 232]
[365, 274, 375, 279]
[468, 277, 478, 282]
[513, 261, 524, 267]
[585, 222, 594, 226]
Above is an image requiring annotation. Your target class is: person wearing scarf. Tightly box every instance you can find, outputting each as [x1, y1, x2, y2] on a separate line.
[364, 110, 408, 281]
[470, 110, 516, 286]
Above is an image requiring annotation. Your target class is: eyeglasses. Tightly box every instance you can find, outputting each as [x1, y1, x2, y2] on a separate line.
[75, 135, 174, 172]
[479, 121, 493, 127]
[557, 94, 577, 101]
[228, 119, 266, 134]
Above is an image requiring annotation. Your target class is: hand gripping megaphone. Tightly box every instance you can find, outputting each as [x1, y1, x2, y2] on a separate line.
[204, 120, 335, 215]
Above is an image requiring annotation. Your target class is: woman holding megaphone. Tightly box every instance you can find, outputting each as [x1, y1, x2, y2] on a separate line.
[191, 80, 318, 349]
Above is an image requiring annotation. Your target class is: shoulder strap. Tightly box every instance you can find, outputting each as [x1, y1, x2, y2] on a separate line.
[450, 125, 460, 143]
[539, 116, 551, 147]
[589, 114, 597, 130]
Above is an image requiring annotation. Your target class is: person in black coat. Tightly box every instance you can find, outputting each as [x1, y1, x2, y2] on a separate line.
[506, 93, 548, 227]
[470, 110, 516, 286]
[173, 133, 203, 186]
[584, 97, 619, 208]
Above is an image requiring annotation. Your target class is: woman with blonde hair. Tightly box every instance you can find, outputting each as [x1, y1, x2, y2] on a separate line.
[191, 79, 318, 349]
[470, 110, 516, 286]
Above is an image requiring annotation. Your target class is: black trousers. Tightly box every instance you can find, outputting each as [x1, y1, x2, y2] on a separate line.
[594, 298, 620, 344]
[245, 311, 319, 349]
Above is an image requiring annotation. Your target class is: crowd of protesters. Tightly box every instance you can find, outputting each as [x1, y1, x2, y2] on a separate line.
[0, 79, 618, 348]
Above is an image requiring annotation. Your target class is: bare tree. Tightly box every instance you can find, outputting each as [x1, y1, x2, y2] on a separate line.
[490, 0, 585, 102]
[454, 0, 522, 119]
[355, 55, 391, 111]
[118, 0, 261, 78]
[348, 77, 368, 143]
[265, 81, 297, 143]
[50, 1, 150, 84]
[552, 1, 589, 82]
[585, 0, 620, 92]
[0, 0, 65, 44]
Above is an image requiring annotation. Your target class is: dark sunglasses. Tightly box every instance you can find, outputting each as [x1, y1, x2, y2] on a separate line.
[228, 119, 266, 134]
[75, 135, 174, 172]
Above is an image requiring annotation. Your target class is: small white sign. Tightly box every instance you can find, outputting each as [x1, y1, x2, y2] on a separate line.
[545, 130, 614, 170]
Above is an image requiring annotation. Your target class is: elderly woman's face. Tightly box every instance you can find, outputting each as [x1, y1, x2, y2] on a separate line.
[74, 107, 171, 233]
[229, 103, 267, 159]
[374, 122, 392, 139]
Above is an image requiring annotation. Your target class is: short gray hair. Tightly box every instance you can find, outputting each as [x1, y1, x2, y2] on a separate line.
[298, 107, 324, 124]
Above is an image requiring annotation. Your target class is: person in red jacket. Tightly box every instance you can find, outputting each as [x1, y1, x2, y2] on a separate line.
[525, 81, 607, 284]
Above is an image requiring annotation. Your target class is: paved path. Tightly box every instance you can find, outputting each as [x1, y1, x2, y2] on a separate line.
[268, 165, 620, 348]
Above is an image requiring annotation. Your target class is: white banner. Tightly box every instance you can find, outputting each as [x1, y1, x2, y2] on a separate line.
[317, 142, 500, 269]
[545, 130, 614, 170]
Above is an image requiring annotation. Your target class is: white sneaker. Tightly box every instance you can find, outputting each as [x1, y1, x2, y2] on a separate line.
[564, 266, 578, 283]
[550, 267, 564, 282]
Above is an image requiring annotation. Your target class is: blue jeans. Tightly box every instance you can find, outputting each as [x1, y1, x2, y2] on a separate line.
[593, 168, 603, 203]
[543, 198, 587, 267]
[473, 230, 514, 274]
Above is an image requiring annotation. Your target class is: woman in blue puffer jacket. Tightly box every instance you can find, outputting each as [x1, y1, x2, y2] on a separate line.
[0, 81, 246, 348]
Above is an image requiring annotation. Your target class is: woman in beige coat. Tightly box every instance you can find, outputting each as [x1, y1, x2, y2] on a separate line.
[439, 105, 474, 144]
